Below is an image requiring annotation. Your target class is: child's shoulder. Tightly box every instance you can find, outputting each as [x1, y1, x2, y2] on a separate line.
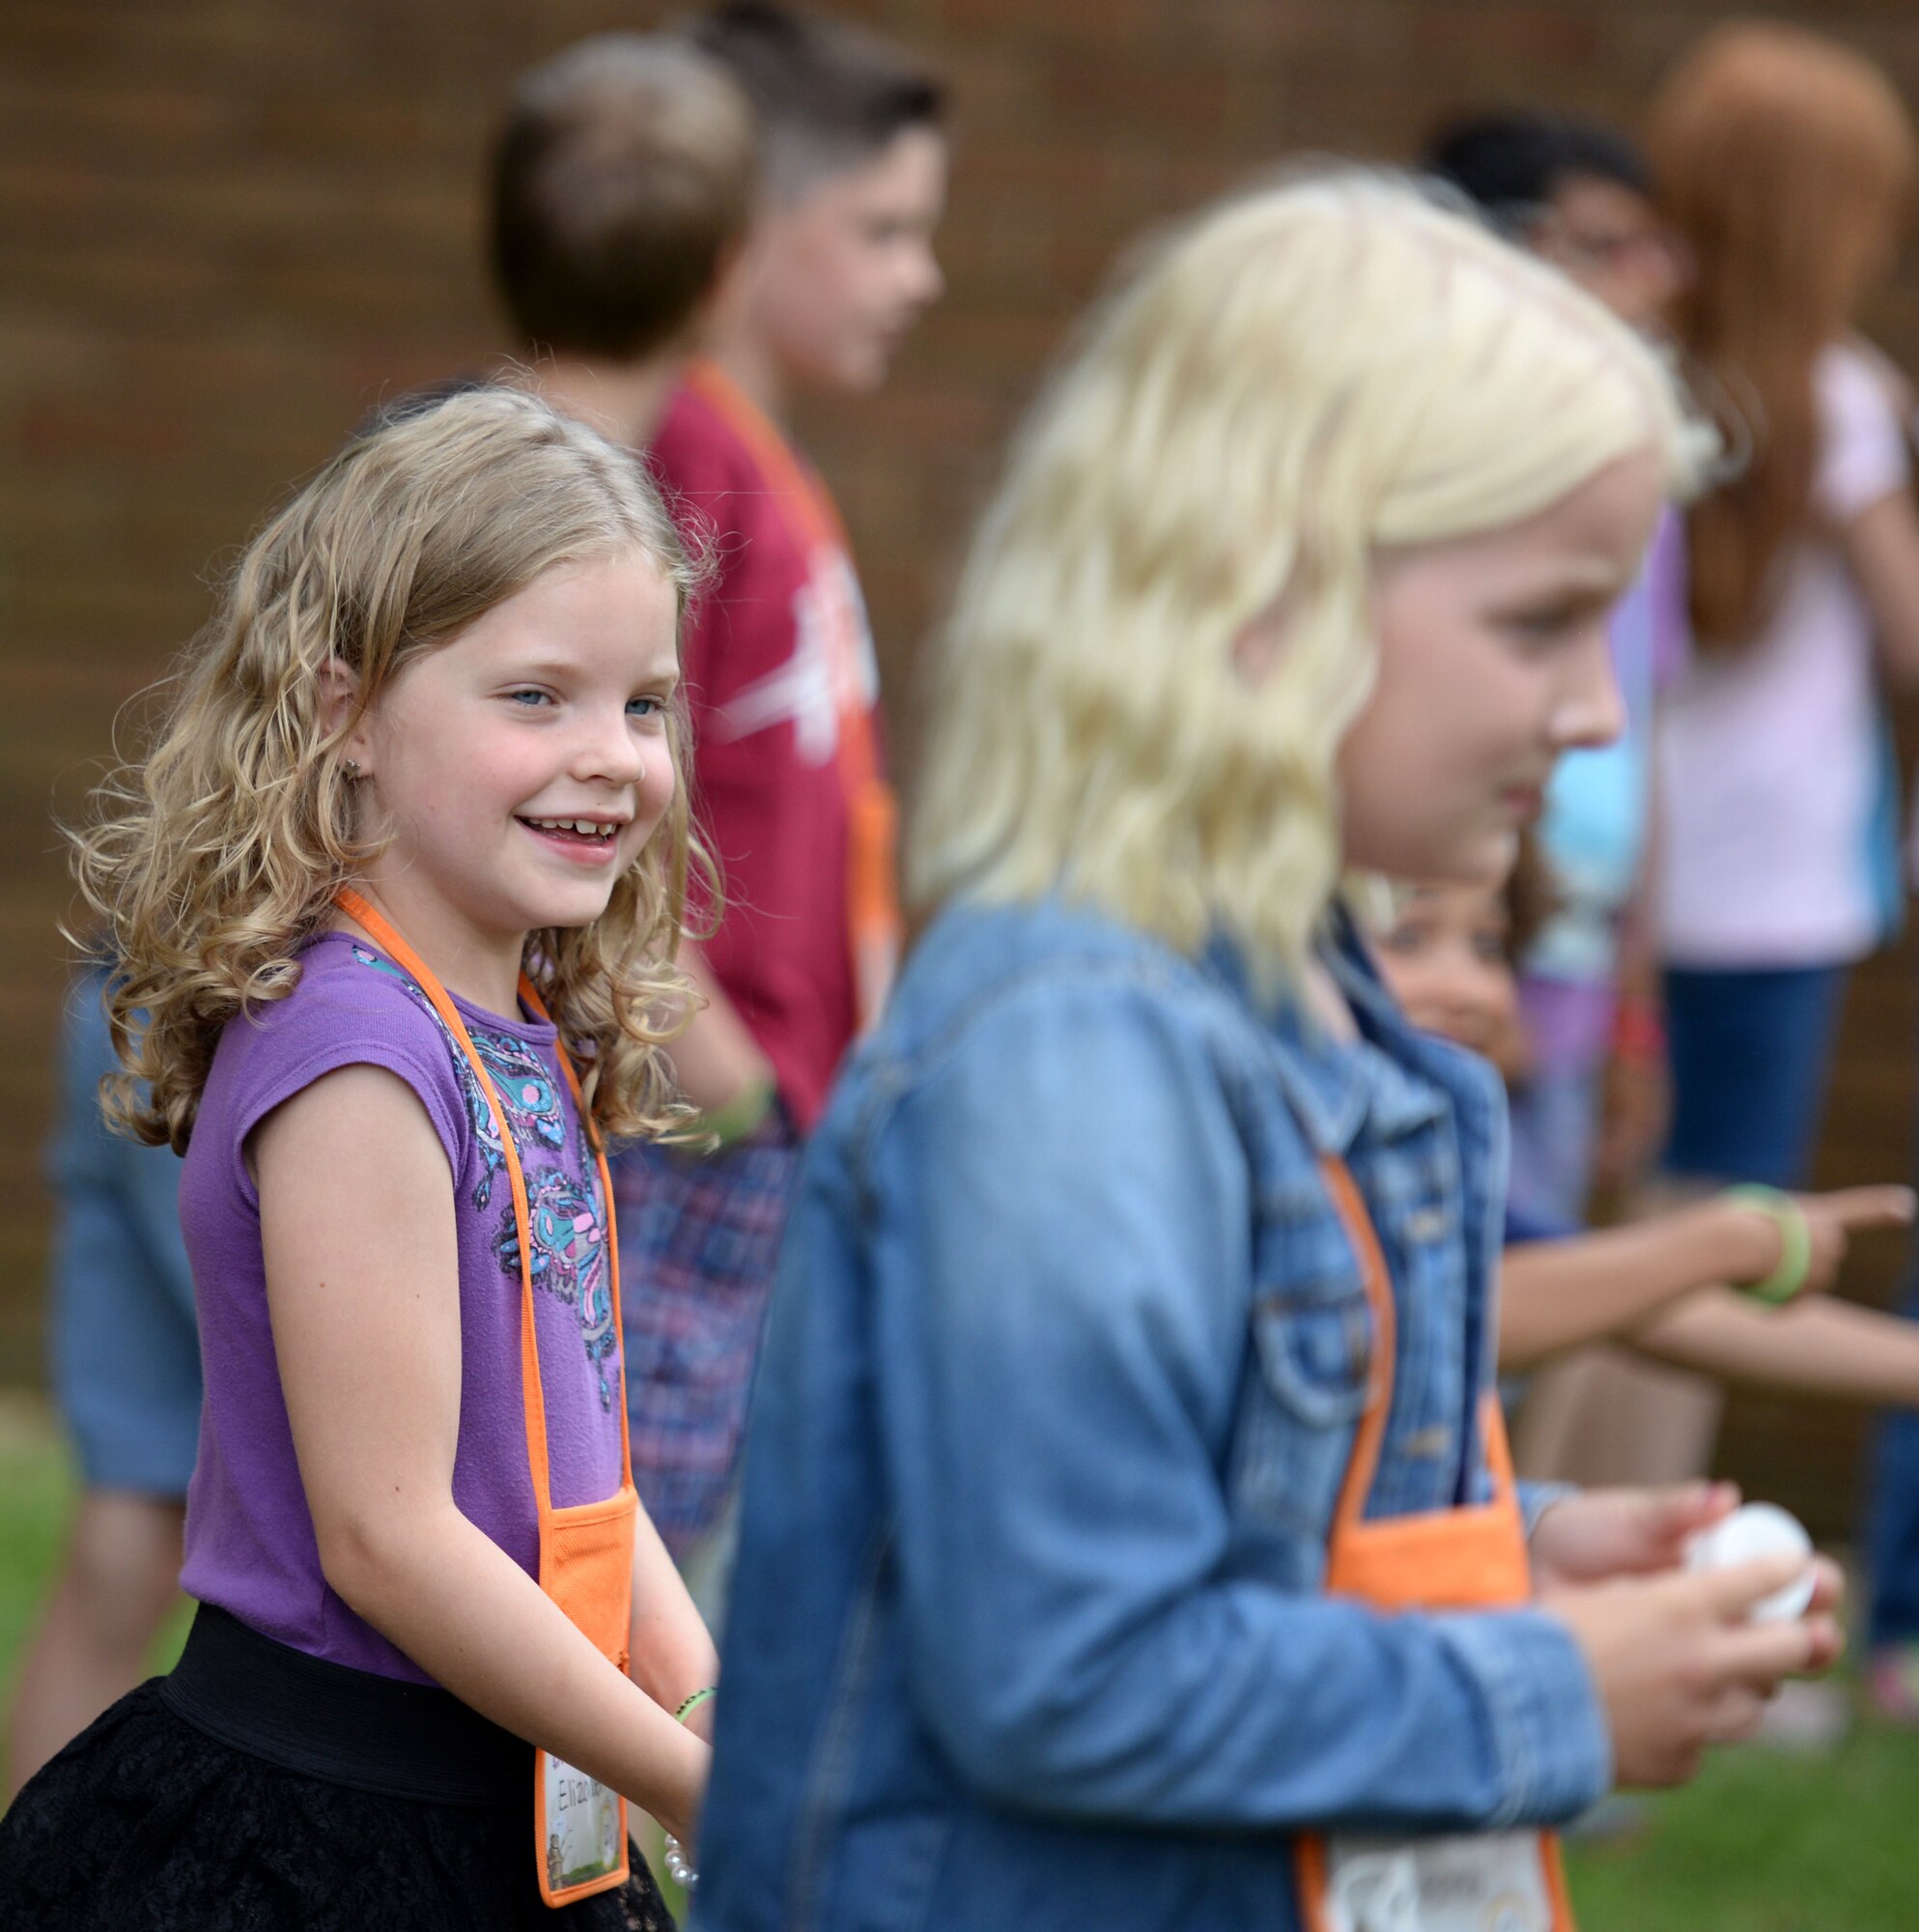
[862, 899, 1272, 1129]
[648, 368, 822, 550]
[207, 932, 472, 1147]
[649, 373, 768, 503]
[252, 929, 449, 1030]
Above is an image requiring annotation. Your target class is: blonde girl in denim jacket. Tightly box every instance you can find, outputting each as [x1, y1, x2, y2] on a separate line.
[693, 173, 1845, 1932]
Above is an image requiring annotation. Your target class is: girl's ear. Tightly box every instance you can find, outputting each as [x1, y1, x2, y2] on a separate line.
[318, 657, 370, 769]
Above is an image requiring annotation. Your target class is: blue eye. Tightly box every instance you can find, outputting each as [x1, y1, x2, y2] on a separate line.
[507, 689, 552, 708]
[628, 696, 665, 719]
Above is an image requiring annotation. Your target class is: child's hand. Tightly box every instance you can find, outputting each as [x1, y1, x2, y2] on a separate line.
[1767, 1186, 1915, 1298]
[1544, 1557, 1845, 1786]
[1529, 1481, 1738, 1589]
[1594, 1048, 1671, 1198]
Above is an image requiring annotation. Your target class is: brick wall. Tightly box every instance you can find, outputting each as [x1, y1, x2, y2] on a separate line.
[5, 1, 1919, 1536]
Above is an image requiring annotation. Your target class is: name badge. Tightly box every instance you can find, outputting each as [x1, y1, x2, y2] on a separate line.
[1323, 1830, 1555, 1932]
[538, 1748, 628, 1904]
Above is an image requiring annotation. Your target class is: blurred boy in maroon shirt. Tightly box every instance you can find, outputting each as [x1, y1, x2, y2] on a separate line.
[617, 4, 947, 1608]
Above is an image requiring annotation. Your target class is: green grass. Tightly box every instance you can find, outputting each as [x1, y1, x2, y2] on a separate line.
[0, 1405, 1911, 1928]
[0, 1402, 72, 1682]
[1565, 1719, 1919, 1932]
[0, 1401, 192, 1708]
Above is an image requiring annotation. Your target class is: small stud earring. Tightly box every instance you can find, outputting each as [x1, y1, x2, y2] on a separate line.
[345, 758, 362, 778]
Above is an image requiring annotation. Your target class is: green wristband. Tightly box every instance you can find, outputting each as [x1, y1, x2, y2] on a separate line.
[698, 1078, 776, 1153]
[674, 1685, 717, 1723]
[1726, 1185, 1813, 1306]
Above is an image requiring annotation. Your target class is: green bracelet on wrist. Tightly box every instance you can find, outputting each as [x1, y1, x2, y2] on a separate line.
[674, 1685, 717, 1723]
[698, 1078, 776, 1152]
[1726, 1185, 1814, 1306]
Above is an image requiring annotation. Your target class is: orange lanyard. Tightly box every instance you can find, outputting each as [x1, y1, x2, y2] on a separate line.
[335, 889, 634, 1510]
[683, 359, 902, 1028]
[1295, 1155, 1577, 1932]
[334, 892, 638, 1910]
[1315, 1157, 1532, 1610]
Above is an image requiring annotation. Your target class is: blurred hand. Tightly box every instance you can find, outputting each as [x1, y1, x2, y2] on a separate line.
[1530, 1481, 1738, 1591]
[1768, 1186, 1916, 1297]
[1593, 1047, 1671, 1199]
[1545, 1557, 1845, 1786]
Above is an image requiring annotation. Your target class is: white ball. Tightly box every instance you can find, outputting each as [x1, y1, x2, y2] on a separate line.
[1684, 1502, 1816, 1623]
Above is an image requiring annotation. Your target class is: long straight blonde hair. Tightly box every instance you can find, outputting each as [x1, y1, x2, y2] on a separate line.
[74, 386, 709, 1150]
[910, 170, 1709, 979]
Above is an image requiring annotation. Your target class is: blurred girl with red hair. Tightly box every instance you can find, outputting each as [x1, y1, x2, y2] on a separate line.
[1649, 21, 1919, 1722]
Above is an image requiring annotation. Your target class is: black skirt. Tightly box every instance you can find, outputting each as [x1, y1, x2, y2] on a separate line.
[0, 1607, 677, 1932]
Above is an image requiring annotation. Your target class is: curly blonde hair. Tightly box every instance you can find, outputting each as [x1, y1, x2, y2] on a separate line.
[910, 170, 1712, 979]
[73, 385, 710, 1151]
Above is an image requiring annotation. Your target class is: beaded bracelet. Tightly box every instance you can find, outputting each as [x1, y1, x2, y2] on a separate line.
[663, 1690, 716, 1890]
[663, 1833, 699, 1892]
[1726, 1185, 1814, 1306]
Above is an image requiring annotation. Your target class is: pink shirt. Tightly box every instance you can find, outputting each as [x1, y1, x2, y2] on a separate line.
[1658, 342, 1910, 968]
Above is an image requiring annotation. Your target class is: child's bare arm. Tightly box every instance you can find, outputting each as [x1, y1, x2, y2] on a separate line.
[1499, 1186, 1912, 1370]
[627, 1500, 720, 1738]
[663, 945, 776, 1118]
[1628, 1291, 1919, 1406]
[255, 1065, 709, 1842]
[1499, 1200, 1778, 1368]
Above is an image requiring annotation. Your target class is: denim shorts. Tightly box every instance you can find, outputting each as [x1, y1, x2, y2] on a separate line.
[46, 971, 200, 1496]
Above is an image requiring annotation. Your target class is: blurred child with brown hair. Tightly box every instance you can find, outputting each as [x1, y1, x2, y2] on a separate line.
[1368, 856, 1917, 1396]
[612, 2, 948, 1613]
[488, 32, 759, 460]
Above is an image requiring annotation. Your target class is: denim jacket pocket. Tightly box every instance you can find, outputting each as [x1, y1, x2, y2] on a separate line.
[1232, 1272, 1372, 1541]
[1252, 1274, 1373, 1428]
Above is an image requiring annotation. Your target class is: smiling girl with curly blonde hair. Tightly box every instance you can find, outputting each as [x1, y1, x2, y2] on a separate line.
[1, 386, 720, 1929]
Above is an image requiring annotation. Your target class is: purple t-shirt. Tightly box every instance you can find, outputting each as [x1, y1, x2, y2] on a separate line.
[177, 931, 624, 1683]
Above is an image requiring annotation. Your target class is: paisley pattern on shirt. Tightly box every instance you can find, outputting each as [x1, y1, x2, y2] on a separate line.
[348, 945, 566, 1209]
[495, 1165, 617, 1412]
[346, 942, 614, 1405]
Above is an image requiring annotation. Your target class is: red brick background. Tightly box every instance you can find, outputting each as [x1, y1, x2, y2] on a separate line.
[5, 1, 1919, 1535]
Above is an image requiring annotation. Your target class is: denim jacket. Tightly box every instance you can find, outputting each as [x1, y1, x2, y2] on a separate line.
[696, 898, 1609, 1932]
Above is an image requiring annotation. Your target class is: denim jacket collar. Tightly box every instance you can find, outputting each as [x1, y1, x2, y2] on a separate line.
[1202, 905, 1453, 1157]
[1325, 906, 1491, 1141]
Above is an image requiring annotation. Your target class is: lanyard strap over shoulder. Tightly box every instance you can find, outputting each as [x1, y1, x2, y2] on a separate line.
[331, 891, 635, 1525]
[684, 358, 901, 1026]
[1317, 1154, 1399, 1542]
[1317, 1153, 1517, 1544]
